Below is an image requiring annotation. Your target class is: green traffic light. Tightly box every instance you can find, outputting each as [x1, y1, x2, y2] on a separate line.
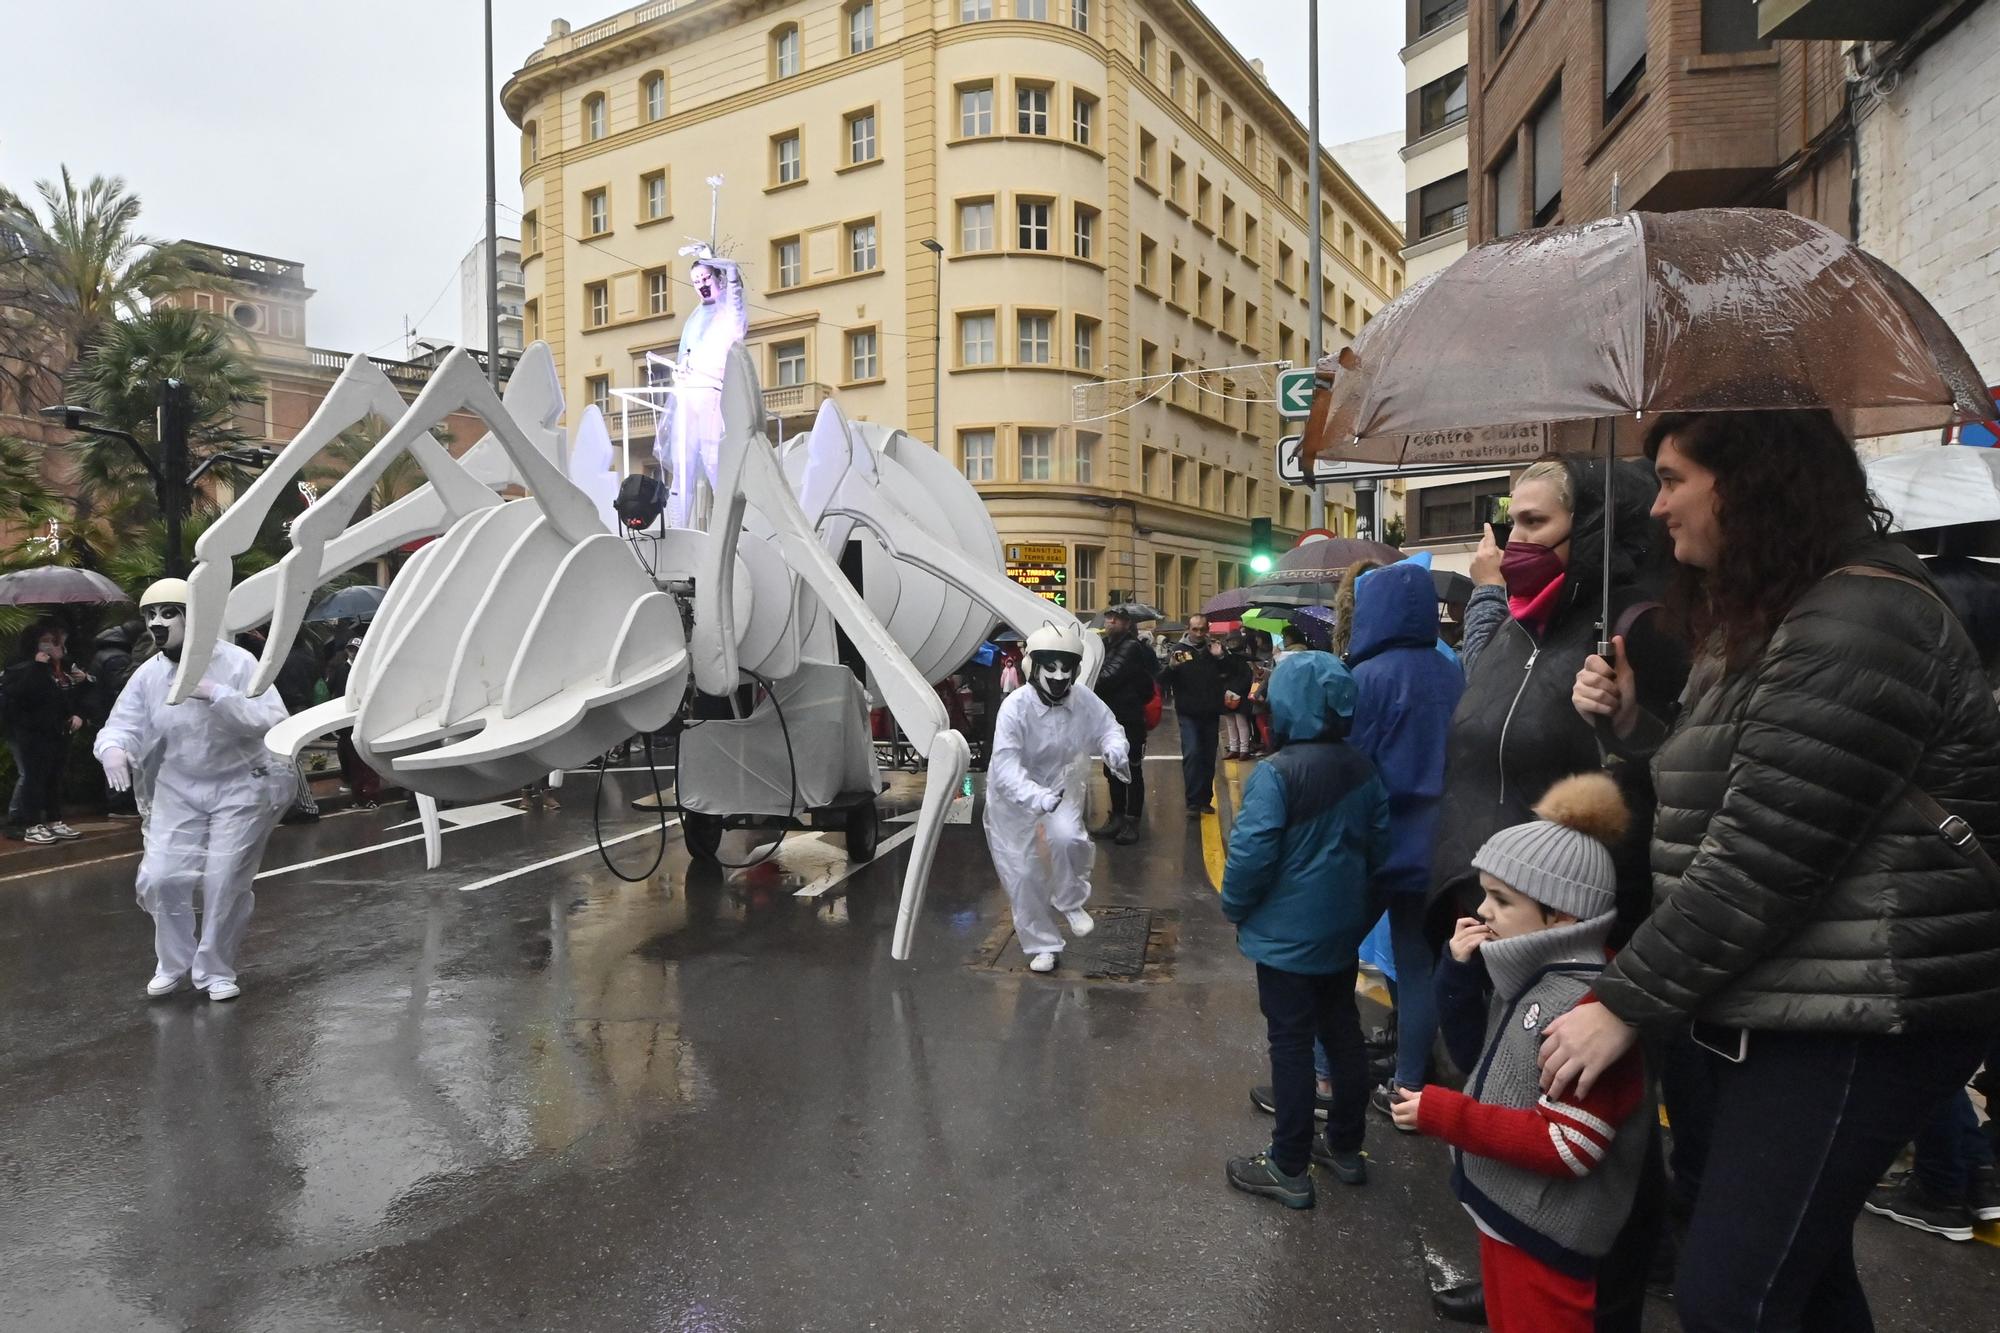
[1250, 554, 1274, 574]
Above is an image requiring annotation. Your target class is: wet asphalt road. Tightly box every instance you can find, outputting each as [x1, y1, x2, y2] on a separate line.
[2, 758, 1995, 1332]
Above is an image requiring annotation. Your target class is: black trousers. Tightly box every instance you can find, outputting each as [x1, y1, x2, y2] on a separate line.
[1673, 1028, 1988, 1333]
[1103, 718, 1146, 818]
[1256, 962, 1367, 1176]
[6, 734, 66, 828]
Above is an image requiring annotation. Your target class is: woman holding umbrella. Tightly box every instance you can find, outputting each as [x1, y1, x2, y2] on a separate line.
[3, 621, 93, 843]
[1555, 410, 2000, 1332]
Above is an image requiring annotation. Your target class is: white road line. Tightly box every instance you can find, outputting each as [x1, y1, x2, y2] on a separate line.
[564, 765, 677, 774]
[0, 847, 142, 885]
[795, 826, 917, 898]
[256, 832, 433, 880]
[458, 821, 676, 893]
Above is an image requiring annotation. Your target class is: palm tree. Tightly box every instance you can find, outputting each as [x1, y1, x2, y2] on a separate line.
[0, 186, 60, 414]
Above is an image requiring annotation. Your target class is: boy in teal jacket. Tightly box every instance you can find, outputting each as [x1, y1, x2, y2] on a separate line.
[1222, 652, 1391, 1209]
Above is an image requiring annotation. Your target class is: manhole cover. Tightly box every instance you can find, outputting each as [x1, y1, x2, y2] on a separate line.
[975, 907, 1177, 981]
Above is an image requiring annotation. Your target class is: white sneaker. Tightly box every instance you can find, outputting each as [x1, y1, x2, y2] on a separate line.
[146, 972, 183, 998]
[206, 980, 242, 1002]
[1064, 908, 1095, 938]
[1028, 952, 1058, 973]
[23, 825, 58, 845]
[47, 821, 84, 840]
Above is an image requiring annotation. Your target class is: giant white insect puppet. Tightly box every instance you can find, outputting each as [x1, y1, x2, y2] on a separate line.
[168, 330, 1100, 960]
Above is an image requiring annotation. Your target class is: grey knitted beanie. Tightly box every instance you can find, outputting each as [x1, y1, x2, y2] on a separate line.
[1471, 773, 1629, 920]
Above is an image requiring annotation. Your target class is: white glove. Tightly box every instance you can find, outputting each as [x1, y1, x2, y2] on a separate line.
[1041, 789, 1063, 814]
[190, 680, 220, 702]
[1108, 757, 1132, 785]
[102, 747, 133, 792]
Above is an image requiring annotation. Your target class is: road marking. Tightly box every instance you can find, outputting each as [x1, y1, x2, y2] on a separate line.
[457, 821, 676, 893]
[0, 848, 142, 885]
[889, 794, 974, 824]
[388, 800, 524, 831]
[256, 832, 433, 881]
[795, 826, 916, 898]
[564, 765, 677, 774]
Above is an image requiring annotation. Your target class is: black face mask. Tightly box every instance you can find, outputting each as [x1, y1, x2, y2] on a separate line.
[1029, 652, 1080, 705]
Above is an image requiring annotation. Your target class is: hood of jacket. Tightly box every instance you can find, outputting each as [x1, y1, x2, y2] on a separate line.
[1268, 651, 1356, 744]
[1350, 562, 1439, 663]
[1559, 457, 1665, 620]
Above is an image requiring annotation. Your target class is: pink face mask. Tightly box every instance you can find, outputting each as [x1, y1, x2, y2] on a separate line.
[1500, 540, 1566, 603]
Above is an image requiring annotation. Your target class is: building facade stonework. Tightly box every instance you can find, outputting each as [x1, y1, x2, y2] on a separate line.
[501, 0, 1405, 622]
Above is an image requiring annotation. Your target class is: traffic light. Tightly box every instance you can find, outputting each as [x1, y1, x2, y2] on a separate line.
[1249, 517, 1274, 575]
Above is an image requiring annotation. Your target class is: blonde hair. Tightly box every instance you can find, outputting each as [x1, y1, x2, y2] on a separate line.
[1515, 459, 1575, 515]
[1332, 558, 1383, 657]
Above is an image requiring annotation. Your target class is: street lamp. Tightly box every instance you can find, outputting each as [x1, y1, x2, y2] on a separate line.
[921, 238, 945, 450]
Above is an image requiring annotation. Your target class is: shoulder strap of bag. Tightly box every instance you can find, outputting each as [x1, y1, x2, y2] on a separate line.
[1610, 598, 1662, 646]
[1828, 564, 2000, 886]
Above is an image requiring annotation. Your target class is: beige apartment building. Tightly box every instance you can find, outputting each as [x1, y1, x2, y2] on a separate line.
[502, 0, 1403, 621]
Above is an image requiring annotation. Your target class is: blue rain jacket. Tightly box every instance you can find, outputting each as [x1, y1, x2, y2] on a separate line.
[1220, 654, 1391, 974]
[1348, 561, 1465, 894]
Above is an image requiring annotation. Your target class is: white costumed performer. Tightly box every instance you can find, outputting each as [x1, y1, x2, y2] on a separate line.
[96, 579, 291, 1001]
[984, 624, 1130, 974]
[653, 247, 749, 529]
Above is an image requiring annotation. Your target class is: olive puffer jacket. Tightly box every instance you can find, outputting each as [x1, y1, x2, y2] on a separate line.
[1595, 541, 2000, 1036]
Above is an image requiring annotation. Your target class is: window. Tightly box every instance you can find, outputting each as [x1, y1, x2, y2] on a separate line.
[1222, 286, 1237, 334]
[1420, 0, 1467, 36]
[584, 94, 606, 142]
[1071, 92, 1096, 146]
[1138, 237, 1157, 289]
[1017, 312, 1053, 364]
[1072, 205, 1097, 259]
[960, 312, 996, 365]
[1074, 544, 1100, 607]
[1071, 0, 1090, 34]
[522, 210, 539, 254]
[848, 329, 879, 381]
[1017, 0, 1048, 17]
[645, 268, 670, 316]
[1419, 68, 1468, 137]
[1017, 199, 1051, 251]
[524, 298, 539, 341]
[1532, 89, 1564, 226]
[1277, 161, 1294, 209]
[958, 85, 994, 136]
[961, 429, 996, 481]
[773, 132, 803, 185]
[1241, 126, 1258, 173]
[1016, 84, 1050, 136]
[1244, 300, 1259, 342]
[586, 375, 610, 413]
[643, 73, 666, 122]
[1278, 323, 1296, 365]
[959, 199, 995, 250]
[1196, 177, 1213, 227]
[1196, 273, 1213, 323]
[1169, 154, 1186, 205]
[1496, 1, 1519, 53]
[1416, 477, 1510, 542]
[1154, 553, 1172, 613]
[775, 236, 802, 288]
[1137, 130, 1158, 183]
[847, 110, 878, 164]
[960, 0, 992, 20]
[773, 339, 807, 387]
[585, 188, 608, 235]
[1221, 197, 1236, 245]
[847, 1, 876, 53]
[848, 220, 878, 272]
[1138, 24, 1155, 77]
[1169, 52, 1184, 103]
[773, 24, 800, 78]
[1342, 293, 1358, 333]
[1276, 242, 1295, 288]
[642, 170, 668, 221]
[524, 121, 539, 165]
[1169, 255, 1187, 306]
[586, 282, 609, 328]
[1074, 317, 1098, 370]
[1196, 81, 1211, 128]
[1702, 0, 1771, 52]
[1604, 0, 1645, 118]
[1244, 215, 1259, 258]
[1180, 557, 1197, 615]
[1019, 428, 1053, 480]
[1493, 146, 1521, 238]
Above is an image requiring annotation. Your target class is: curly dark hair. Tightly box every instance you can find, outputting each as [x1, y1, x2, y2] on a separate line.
[1645, 410, 1891, 668]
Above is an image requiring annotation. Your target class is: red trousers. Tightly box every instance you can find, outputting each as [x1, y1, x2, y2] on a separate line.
[1479, 1233, 1594, 1333]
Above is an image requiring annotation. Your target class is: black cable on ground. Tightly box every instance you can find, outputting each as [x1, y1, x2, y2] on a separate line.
[592, 730, 672, 882]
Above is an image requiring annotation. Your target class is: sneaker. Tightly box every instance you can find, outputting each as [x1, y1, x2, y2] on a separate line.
[206, 980, 242, 1002]
[1310, 1139, 1369, 1184]
[1198, 802, 1216, 814]
[1028, 952, 1058, 974]
[1064, 909, 1095, 938]
[1250, 1084, 1333, 1121]
[46, 821, 84, 841]
[22, 825, 58, 845]
[146, 972, 184, 998]
[1226, 1152, 1315, 1209]
[1090, 820, 1121, 840]
[1969, 1165, 2000, 1224]
[1370, 1081, 1418, 1133]
[1863, 1177, 1974, 1240]
[1113, 817, 1140, 846]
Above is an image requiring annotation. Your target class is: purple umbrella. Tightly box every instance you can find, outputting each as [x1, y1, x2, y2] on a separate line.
[0, 566, 129, 606]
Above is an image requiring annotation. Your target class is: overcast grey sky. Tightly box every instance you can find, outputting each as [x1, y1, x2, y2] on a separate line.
[0, 1, 1402, 355]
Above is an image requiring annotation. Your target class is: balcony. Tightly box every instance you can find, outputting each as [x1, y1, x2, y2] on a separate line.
[762, 380, 833, 423]
[1757, 0, 1947, 41]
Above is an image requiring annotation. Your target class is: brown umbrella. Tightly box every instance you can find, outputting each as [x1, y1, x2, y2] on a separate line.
[1306, 208, 1990, 467]
[1302, 207, 1996, 650]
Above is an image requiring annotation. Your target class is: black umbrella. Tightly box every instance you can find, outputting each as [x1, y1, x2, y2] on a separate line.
[305, 585, 386, 623]
[1095, 601, 1165, 623]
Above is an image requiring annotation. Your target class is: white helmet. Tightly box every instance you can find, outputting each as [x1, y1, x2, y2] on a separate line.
[1025, 622, 1085, 659]
[1025, 622, 1085, 704]
[138, 577, 190, 608]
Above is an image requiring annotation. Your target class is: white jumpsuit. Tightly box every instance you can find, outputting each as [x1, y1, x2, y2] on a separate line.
[984, 684, 1130, 956]
[95, 643, 291, 988]
[652, 259, 749, 531]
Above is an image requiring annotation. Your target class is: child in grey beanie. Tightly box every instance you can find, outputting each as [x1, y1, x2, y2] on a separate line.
[1389, 773, 1654, 1333]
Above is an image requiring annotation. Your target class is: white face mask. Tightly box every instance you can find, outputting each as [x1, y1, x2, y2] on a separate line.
[1030, 653, 1077, 704]
[144, 604, 186, 658]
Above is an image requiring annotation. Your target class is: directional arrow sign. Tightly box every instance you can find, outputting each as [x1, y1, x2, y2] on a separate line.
[1277, 367, 1316, 420]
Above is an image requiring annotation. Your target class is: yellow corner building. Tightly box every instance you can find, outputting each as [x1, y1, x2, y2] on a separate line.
[503, 0, 1403, 621]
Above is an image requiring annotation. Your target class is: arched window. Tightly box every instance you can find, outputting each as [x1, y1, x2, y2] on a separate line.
[1241, 125, 1259, 173]
[1137, 24, 1155, 77]
[583, 94, 607, 142]
[522, 120, 539, 167]
[1169, 53, 1184, 104]
[1220, 104, 1236, 154]
[771, 23, 801, 80]
[1195, 80, 1211, 129]
[641, 71, 666, 122]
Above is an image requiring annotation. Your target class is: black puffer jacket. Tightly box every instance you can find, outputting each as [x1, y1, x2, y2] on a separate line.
[1096, 630, 1158, 727]
[1428, 459, 1688, 940]
[1596, 541, 2000, 1035]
